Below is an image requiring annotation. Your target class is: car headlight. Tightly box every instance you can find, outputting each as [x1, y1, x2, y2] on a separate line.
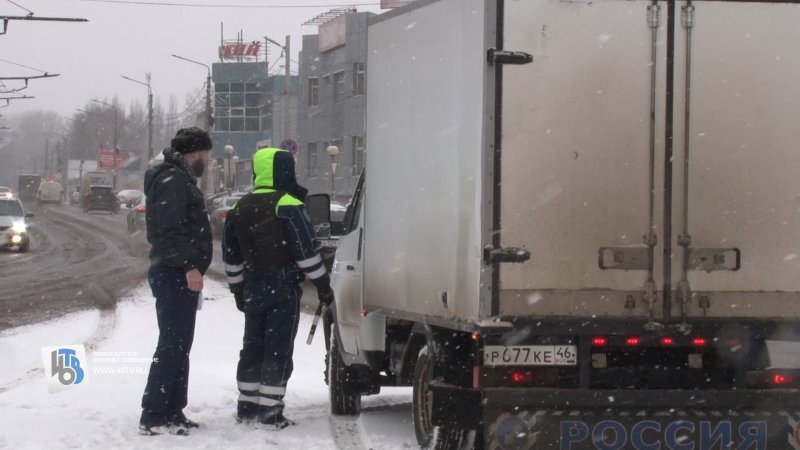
[11, 221, 26, 233]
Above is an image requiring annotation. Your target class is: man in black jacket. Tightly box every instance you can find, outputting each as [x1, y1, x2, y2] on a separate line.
[139, 127, 213, 436]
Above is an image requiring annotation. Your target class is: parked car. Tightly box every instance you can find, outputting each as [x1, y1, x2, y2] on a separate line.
[0, 195, 33, 252]
[82, 186, 120, 214]
[117, 189, 144, 208]
[126, 196, 146, 235]
[209, 194, 244, 237]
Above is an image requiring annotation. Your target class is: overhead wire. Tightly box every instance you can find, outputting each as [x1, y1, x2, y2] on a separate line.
[79, 0, 382, 7]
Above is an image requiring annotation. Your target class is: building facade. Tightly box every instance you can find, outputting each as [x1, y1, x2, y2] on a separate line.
[296, 11, 373, 202]
[210, 61, 298, 191]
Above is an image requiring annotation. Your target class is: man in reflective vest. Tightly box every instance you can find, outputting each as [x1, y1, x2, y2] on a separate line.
[222, 139, 334, 429]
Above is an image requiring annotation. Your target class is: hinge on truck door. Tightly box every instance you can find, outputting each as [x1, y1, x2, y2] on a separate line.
[483, 246, 530, 264]
[688, 248, 741, 272]
[487, 48, 533, 66]
[598, 246, 650, 271]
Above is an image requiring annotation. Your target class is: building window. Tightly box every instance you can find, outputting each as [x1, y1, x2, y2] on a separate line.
[307, 143, 318, 178]
[352, 136, 365, 175]
[353, 62, 365, 96]
[308, 77, 319, 107]
[333, 71, 345, 103]
[214, 80, 265, 132]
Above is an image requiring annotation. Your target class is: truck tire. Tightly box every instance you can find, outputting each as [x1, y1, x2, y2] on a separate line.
[413, 346, 467, 450]
[328, 329, 361, 415]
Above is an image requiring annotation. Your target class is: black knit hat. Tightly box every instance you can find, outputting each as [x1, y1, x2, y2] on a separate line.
[171, 127, 212, 154]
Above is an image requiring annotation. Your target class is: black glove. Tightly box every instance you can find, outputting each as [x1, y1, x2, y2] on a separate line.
[317, 286, 335, 307]
[231, 285, 244, 312]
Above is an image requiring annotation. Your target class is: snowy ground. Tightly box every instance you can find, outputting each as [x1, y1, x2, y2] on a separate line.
[0, 279, 416, 449]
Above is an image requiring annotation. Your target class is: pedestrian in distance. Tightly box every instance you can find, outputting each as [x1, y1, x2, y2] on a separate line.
[222, 138, 335, 429]
[139, 127, 213, 436]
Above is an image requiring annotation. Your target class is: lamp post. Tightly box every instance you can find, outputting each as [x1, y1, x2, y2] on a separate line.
[171, 54, 212, 132]
[326, 145, 340, 201]
[224, 144, 235, 191]
[91, 99, 119, 191]
[121, 73, 153, 171]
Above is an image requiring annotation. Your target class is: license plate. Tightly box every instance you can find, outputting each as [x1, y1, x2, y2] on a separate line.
[319, 239, 338, 248]
[484, 345, 577, 366]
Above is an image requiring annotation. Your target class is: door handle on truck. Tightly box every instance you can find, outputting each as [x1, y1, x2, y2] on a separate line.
[346, 265, 355, 271]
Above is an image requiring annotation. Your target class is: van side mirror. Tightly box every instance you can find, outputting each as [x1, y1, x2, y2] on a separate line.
[306, 193, 332, 237]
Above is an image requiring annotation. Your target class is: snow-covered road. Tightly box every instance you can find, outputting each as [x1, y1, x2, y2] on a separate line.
[0, 279, 416, 449]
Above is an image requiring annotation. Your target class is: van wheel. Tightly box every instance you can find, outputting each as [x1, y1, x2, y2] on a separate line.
[328, 328, 361, 415]
[413, 346, 468, 450]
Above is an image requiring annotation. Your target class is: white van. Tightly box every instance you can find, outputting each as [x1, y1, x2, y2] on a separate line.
[36, 181, 63, 204]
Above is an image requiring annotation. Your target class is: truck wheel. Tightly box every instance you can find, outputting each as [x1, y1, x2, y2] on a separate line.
[413, 346, 467, 450]
[328, 329, 361, 415]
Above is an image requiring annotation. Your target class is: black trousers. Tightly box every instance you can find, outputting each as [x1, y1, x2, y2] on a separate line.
[236, 269, 301, 417]
[141, 265, 198, 421]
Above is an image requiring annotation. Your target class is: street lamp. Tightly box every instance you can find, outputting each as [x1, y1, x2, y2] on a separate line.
[91, 99, 120, 190]
[224, 144, 235, 190]
[171, 54, 212, 132]
[121, 73, 153, 171]
[326, 145, 340, 201]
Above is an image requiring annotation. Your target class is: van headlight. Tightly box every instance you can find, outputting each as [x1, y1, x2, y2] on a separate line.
[11, 221, 26, 233]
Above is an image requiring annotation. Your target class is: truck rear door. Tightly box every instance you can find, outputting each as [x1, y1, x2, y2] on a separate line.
[496, 0, 666, 321]
[495, 0, 800, 322]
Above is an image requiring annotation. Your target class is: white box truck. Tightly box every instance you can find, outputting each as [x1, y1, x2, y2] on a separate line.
[319, 0, 800, 448]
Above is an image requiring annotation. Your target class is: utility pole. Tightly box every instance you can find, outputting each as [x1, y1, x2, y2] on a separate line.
[122, 73, 153, 171]
[284, 35, 290, 141]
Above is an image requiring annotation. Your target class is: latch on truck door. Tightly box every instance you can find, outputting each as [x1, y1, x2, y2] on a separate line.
[484, 246, 531, 264]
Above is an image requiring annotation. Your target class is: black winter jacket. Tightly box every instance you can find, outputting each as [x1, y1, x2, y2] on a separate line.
[144, 148, 212, 274]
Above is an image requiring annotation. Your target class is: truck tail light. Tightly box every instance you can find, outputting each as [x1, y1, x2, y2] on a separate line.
[692, 337, 708, 347]
[511, 371, 534, 384]
[136, 205, 145, 213]
[626, 337, 641, 346]
[661, 337, 675, 346]
[591, 337, 607, 346]
[773, 374, 793, 385]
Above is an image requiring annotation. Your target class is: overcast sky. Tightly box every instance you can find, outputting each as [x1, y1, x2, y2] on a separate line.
[1, 0, 385, 118]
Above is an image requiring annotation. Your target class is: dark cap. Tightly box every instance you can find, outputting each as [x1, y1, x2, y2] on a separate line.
[171, 127, 212, 154]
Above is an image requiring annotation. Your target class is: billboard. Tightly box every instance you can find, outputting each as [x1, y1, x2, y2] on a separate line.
[98, 148, 129, 171]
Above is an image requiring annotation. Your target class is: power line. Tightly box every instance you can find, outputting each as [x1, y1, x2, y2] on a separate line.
[0, 58, 47, 73]
[6, 0, 33, 15]
[79, 0, 381, 7]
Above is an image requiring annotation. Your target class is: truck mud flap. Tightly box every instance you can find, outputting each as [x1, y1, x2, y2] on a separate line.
[486, 409, 800, 450]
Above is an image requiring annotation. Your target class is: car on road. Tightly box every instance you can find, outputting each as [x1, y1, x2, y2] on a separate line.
[0, 195, 33, 252]
[209, 193, 244, 237]
[126, 196, 146, 235]
[82, 186, 120, 214]
[36, 180, 63, 204]
[117, 189, 144, 209]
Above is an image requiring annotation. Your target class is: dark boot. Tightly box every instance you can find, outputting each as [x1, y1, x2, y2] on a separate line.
[257, 407, 295, 430]
[169, 411, 200, 429]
